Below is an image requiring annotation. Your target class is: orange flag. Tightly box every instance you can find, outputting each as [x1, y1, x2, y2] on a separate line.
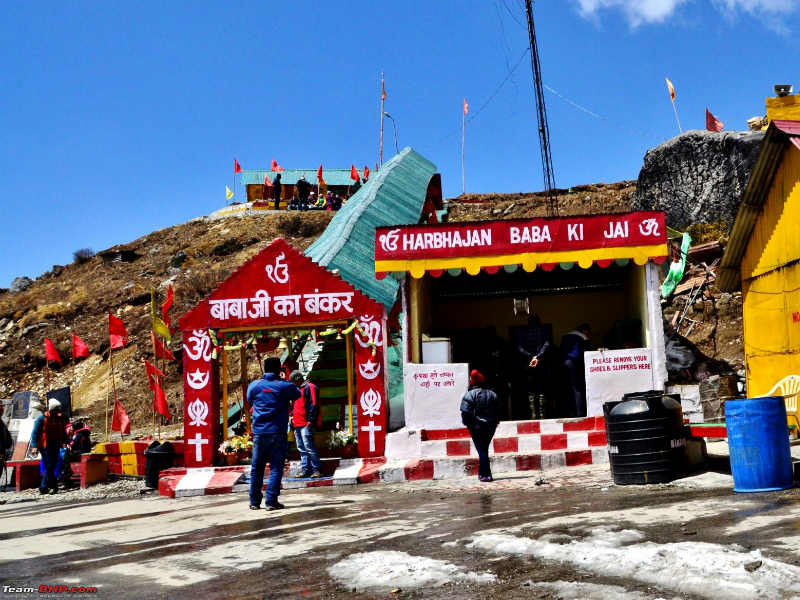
[317, 164, 325, 185]
[705, 108, 724, 132]
[665, 78, 676, 101]
[111, 398, 131, 434]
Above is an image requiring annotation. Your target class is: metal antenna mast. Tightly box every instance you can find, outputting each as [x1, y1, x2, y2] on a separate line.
[524, 0, 558, 216]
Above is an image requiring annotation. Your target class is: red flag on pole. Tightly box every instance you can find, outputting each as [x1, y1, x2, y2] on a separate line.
[263, 173, 272, 186]
[143, 359, 164, 390]
[44, 338, 62, 365]
[271, 159, 284, 172]
[108, 314, 129, 349]
[72, 334, 90, 360]
[363, 165, 370, 182]
[111, 397, 131, 434]
[234, 158, 242, 173]
[161, 285, 174, 331]
[153, 382, 171, 420]
[705, 108, 724, 132]
[151, 331, 176, 362]
[350, 165, 360, 182]
[317, 164, 325, 185]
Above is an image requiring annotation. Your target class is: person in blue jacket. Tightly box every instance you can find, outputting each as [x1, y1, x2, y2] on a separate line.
[31, 399, 67, 494]
[246, 357, 300, 511]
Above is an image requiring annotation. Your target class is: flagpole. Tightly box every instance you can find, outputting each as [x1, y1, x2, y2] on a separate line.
[671, 98, 682, 133]
[461, 98, 466, 195]
[379, 71, 385, 167]
[107, 349, 115, 440]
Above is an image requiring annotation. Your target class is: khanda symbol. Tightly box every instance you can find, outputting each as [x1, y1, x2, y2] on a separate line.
[187, 398, 209, 426]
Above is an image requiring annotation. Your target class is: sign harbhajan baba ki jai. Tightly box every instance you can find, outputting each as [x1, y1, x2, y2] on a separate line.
[374, 211, 666, 261]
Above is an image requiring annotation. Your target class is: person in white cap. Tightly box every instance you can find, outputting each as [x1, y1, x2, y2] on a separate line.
[31, 399, 67, 494]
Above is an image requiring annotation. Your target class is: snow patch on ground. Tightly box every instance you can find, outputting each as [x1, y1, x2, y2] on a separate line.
[328, 550, 495, 591]
[527, 580, 673, 599]
[467, 525, 800, 599]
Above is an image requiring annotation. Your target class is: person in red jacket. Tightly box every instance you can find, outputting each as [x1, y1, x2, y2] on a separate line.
[289, 371, 322, 478]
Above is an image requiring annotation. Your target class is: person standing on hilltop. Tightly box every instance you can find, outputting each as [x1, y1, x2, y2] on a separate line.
[272, 172, 282, 211]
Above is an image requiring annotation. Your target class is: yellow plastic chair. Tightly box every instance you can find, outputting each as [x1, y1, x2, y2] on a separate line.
[766, 375, 800, 437]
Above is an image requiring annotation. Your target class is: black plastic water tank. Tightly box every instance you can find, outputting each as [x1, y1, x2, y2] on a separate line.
[604, 390, 687, 485]
[144, 441, 175, 488]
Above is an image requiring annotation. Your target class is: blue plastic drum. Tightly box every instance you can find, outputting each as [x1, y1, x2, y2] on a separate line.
[725, 397, 794, 492]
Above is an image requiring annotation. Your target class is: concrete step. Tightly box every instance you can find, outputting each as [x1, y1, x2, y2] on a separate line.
[420, 429, 608, 459]
[419, 416, 605, 442]
[159, 449, 611, 497]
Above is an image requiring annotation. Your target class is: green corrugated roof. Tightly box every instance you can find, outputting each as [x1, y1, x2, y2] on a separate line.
[306, 147, 436, 309]
[240, 169, 356, 187]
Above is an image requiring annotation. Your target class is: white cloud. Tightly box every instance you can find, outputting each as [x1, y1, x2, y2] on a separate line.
[575, 0, 689, 27]
[576, 0, 798, 27]
[713, 0, 796, 13]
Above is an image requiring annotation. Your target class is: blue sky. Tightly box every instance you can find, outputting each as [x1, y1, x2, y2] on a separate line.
[1, 0, 798, 287]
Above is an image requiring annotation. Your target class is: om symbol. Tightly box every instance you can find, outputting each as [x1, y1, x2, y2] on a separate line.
[639, 218, 659, 237]
[265, 252, 290, 284]
[356, 314, 384, 349]
[183, 329, 214, 362]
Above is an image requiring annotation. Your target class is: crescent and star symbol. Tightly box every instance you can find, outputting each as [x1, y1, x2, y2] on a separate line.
[187, 369, 210, 390]
[358, 359, 381, 380]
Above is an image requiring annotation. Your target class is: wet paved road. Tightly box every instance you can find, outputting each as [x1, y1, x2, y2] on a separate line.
[3, 464, 800, 599]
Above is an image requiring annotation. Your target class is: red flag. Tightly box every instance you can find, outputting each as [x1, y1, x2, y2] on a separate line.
[271, 159, 284, 172]
[161, 285, 174, 330]
[234, 158, 242, 173]
[463, 98, 469, 115]
[263, 173, 272, 186]
[143, 359, 165, 391]
[317, 164, 325, 185]
[363, 165, 370, 182]
[111, 397, 131, 434]
[705, 108, 724, 132]
[72, 334, 90, 360]
[108, 314, 129, 349]
[350, 165, 360, 182]
[151, 331, 176, 362]
[44, 338, 62, 365]
[153, 381, 171, 420]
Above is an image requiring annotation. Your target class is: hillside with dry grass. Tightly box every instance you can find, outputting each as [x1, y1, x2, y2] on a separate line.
[0, 211, 333, 433]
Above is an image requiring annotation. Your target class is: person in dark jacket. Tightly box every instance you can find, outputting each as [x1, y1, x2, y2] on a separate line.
[514, 314, 554, 419]
[289, 371, 322, 478]
[69, 420, 91, 455]
[561, 323, 592, 417]
[295, 174, 310, 211]
[460, 369, 500, 482]
[272, 173, 283, 211]
[246, 357, 301, 510]
[31, 399, 67, 494]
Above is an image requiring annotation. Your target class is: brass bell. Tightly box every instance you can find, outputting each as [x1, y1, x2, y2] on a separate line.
[277, 337, 290, 351]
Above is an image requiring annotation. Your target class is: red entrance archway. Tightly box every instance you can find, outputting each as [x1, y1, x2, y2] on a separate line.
[178, 238, 387, 468]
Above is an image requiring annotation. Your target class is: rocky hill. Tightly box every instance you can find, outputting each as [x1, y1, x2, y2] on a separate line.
[0, 211, 333, 433]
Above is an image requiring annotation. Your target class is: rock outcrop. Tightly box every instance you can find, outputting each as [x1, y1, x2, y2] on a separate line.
[633, 130, 764, 230]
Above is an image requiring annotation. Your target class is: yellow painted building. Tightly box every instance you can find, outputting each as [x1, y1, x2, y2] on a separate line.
[719, 119, 800, 398]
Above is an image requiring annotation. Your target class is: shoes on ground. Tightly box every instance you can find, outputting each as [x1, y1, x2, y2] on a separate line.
[249, 505, 260, 511]
[299, 471, 312, 478]
[266, 501, 285, 511]
[48, 488, 57, 495]
[478, 476, 493, 482]
[310, 471, 323, 478]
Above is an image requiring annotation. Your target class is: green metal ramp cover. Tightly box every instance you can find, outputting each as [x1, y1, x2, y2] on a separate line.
[305, 147, 436, 309]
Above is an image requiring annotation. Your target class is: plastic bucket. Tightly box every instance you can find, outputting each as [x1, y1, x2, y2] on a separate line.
[725, 397, 794, 492]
